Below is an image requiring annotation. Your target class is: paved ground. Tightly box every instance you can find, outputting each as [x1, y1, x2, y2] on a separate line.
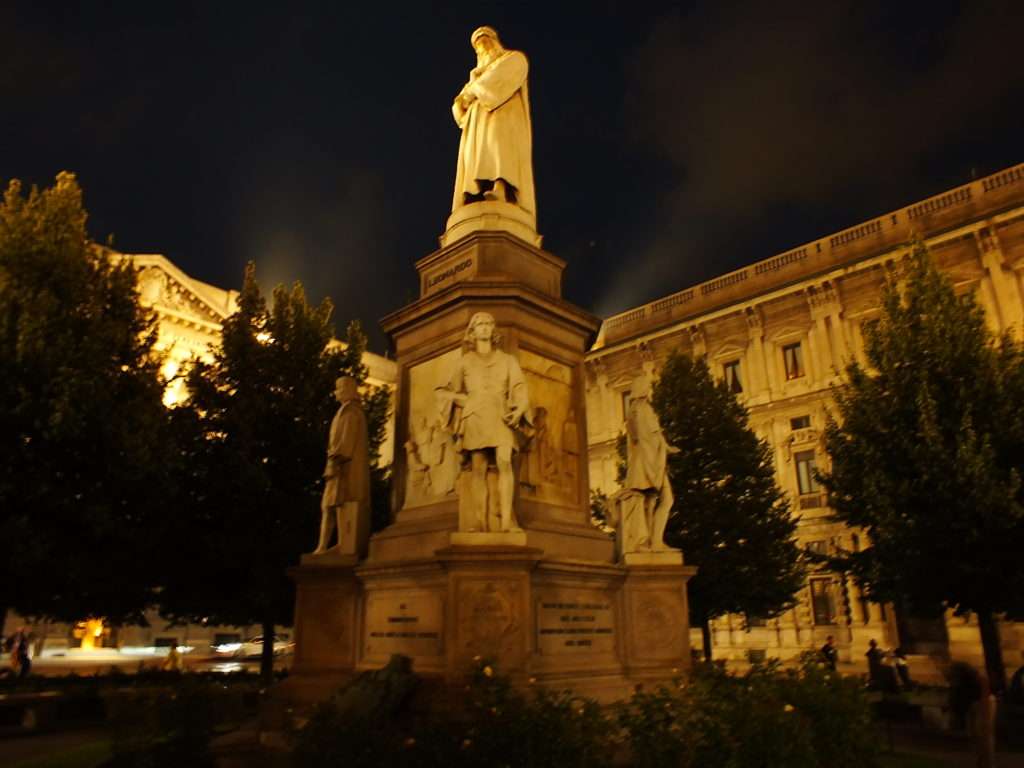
[0, 727, 110, 767]
[886, 723, 1024, 767]
[3, 651, 291, 677]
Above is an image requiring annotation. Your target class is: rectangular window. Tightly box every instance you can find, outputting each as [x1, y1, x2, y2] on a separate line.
[154, 637, 178, 648]
[783, 342, 805, 380]
[810, 578, 836, 625]
[746, 614, 767, 628]
[621, 391, 631, 419]
[790, 415, 811, 430]
[747, 649, 767, 664]
[723, 360, 743, 393]
[795, 450, 820, 495]
[806, 540, 828, 556]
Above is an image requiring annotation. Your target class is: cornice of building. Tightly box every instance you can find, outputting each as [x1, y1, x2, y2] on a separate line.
[592, 162, 1024, 354]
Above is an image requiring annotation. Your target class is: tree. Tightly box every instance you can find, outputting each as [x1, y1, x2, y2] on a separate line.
[0, 173, 170, 628]
[160, 264, 389, 681]
[820, 240, 1024, 693]
[652, 353, 806, 660]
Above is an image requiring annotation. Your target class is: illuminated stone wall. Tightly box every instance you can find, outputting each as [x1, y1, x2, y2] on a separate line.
[585, 163, 1024, 673]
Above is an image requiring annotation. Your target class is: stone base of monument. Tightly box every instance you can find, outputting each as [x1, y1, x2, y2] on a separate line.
[441, 200, 541, 248]
[281, 540, 695, 708]
[275, 224, 697, 716]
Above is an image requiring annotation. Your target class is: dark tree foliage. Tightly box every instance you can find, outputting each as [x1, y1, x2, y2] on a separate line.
[160, 264, 389, 680]
[652, 353, 805, 660]
[0, 173, 169, 625]
[820, 240, 1024, 692]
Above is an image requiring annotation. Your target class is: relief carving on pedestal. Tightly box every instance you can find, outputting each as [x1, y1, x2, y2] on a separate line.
[633, 593, 683, 657]
[517, 349, 579, 504]
[461, 581, 520, 659]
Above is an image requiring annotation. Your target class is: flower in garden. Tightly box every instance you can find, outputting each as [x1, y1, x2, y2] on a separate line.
[483, 665, 493, 677]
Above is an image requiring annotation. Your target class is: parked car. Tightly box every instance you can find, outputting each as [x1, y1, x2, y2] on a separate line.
[213, 634, 293, 658]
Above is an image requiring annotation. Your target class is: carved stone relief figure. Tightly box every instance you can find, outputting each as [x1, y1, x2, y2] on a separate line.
[516, 353, 577, 504]
[403, 398, 460, 506]
[521, 406, 559, 489]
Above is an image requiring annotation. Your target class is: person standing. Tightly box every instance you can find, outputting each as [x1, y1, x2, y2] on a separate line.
[893, 646, 912, 689]
[11, 627, 31, 678]
[821, 635, 838, 671]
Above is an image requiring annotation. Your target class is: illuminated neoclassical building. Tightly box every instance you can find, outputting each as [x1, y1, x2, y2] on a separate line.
[108, 163, 1024, 671]
[8, 165, 1022, 674]
[585, 163, 1024, 675]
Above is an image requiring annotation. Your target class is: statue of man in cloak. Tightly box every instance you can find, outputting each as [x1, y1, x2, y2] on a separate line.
[451, 26, 536, 221]
[623, 372, 680, 551]
[313, 375, 371, 558]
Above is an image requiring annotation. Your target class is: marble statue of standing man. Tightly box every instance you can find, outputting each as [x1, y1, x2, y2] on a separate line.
[624, 372, 680, 551]
[451, 26, 536, 221]
[313, 375, 371, 558]
[437, 312, 529, 532]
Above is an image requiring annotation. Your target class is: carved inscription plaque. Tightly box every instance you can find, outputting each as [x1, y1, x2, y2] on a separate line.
[363, 591, 444, 660]
[537, 595, 615, 654]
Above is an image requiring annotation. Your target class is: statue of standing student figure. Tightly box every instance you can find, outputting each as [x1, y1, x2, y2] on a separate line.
[617, 372, 680, 554]
[437, 312, 529, 532]
[313, 376, 371, 558]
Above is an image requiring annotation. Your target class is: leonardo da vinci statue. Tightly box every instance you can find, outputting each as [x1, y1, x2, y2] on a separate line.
[451, 26, 536, 223]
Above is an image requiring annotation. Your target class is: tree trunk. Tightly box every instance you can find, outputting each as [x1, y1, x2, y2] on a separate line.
[260, 616, 275, 685]
[976, 608, 1006, 695]
[701, 620, 713, 662]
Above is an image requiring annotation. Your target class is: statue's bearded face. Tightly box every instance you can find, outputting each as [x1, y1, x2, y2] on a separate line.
[473, 35, 500, 66]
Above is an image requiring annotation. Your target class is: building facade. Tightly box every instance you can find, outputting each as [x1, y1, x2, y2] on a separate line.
[9, 166, 1023, 675]
[3, 253, 397, 655]
[585, 163, 1024, 674]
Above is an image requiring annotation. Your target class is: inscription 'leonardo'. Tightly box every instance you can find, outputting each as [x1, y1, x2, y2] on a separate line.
[426, 258, 473, 290]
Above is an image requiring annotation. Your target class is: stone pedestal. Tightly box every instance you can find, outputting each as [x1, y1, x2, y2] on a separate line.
[286, 222, 696, 704]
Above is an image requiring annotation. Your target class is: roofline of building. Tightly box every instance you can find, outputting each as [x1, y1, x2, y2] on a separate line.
[594, 162, 1024, 351]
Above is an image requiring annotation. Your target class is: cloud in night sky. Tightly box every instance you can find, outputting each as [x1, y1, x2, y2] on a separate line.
[2, 1, 1021, 347]
[595, 0, 1024, 315]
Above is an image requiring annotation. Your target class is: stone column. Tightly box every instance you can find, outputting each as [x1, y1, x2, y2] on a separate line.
[744, 307, 768, 397]
[976, 226, 1024, 336]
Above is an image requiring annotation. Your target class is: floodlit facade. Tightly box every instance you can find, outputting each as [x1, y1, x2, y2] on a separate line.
[2, 254, 397, 655]
[585, 163, 1024, 675]
[7, 166, 1024, 677]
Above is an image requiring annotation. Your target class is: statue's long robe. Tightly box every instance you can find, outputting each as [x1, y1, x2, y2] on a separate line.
[624, 398, 670, 492]
[322, 399, 370, 507]
[451, 49, 536, 216]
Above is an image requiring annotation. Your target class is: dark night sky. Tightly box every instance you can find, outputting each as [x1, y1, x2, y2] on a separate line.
[3, 1, 1022, 349]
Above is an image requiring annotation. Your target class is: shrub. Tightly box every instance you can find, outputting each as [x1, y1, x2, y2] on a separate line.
[290, 656, 879, 767]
